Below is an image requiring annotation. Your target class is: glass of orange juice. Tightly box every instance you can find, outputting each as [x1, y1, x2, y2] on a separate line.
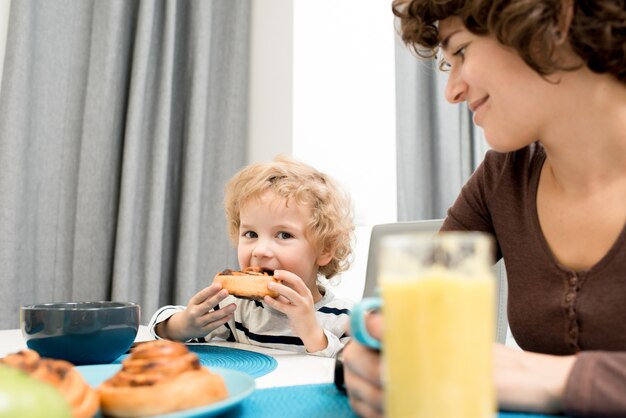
[351, 232, 497, 418]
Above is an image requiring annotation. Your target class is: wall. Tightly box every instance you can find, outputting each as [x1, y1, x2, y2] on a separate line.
[249, 1, 397, 301]
[247, 0, 293, 161]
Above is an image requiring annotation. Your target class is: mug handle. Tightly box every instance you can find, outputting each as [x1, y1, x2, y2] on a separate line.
[350, 297, 382, 350]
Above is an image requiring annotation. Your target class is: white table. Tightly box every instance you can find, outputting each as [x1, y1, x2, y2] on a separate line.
[0, 326, 336, 389]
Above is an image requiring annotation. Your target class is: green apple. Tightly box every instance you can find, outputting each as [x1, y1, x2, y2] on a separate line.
[0, 364, 72, 418]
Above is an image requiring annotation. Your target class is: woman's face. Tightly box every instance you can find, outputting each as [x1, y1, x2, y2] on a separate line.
[439, 17, 560, 152]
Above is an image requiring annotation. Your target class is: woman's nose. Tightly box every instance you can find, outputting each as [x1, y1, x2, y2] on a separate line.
[444, 69, 468, 104]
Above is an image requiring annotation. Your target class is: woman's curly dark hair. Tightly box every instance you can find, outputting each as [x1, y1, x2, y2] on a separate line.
[391, 0, 626, 83]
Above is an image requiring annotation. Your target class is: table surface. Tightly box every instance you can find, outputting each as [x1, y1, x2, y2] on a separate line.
[0, 325, 335, 390]
[0, 327, 565, 418]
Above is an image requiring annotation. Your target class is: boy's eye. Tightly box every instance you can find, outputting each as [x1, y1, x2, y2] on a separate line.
[242, 231, 258, 239]
[276, 231, 293, 239]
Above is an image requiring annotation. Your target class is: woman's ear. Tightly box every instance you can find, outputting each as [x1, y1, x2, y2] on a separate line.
[556, 0, 574, 45]
[552, 0, 581, 69]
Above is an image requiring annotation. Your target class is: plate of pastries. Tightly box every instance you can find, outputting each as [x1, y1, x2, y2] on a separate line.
[0, 339, 255, 418]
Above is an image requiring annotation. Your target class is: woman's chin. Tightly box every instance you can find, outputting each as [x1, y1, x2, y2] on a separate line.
[483, 134, 532, 154]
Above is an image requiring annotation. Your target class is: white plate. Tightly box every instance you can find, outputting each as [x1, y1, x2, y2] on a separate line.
[77, 364, 255, 417]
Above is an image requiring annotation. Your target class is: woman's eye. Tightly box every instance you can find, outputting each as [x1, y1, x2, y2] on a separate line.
[453, 46, 466, 59]
[276, 231, 293, 240]
[438, 44, 466, 72]
[439, 58, 451, 72]
[242, 231, 258, 239]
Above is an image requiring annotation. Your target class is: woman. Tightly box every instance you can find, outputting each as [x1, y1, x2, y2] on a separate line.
[341, 1, 626, 417]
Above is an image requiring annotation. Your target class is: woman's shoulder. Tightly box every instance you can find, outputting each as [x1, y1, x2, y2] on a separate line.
[477, 142, 546, 193]
[482, 142, 545, 173]
[446, 143, 545, 230]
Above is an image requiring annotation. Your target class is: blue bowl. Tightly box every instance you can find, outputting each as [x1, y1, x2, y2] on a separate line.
[20, 301, 140, 366]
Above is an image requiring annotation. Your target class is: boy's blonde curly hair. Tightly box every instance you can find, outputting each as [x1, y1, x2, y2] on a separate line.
[224, 155, 354, 279]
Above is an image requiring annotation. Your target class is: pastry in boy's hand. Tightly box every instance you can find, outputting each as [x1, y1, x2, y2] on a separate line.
[98, 340, 228, 417]
[0, 349, 99, 418]
[214, 266, 281, 300]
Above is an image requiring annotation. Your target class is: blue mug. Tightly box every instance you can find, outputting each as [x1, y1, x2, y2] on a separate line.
[350, 297, 382, 350]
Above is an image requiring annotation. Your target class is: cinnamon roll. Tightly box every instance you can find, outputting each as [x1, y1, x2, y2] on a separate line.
[98, 340, 228, 417]
[0, 349, 99, 418]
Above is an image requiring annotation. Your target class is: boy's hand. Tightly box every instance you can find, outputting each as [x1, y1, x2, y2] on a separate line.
[262, 270, 328, 352]
[155, 282, 236, 341]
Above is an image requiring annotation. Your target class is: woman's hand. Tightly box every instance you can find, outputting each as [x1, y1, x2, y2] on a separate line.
[155, 282, 236, 341]
[495, 344, 576, 414]
[341, 321, 577, 417]
[262, 269, 327, 352]
[343, 311, 384, 418]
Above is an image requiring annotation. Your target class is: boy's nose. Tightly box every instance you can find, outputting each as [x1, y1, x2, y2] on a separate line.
[252, 239, 273, 258]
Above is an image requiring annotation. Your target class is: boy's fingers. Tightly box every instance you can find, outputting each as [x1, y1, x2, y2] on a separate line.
[189, 283, 222, 305]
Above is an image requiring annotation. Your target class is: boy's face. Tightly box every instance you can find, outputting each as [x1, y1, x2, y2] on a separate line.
[237, 191, 327, 288]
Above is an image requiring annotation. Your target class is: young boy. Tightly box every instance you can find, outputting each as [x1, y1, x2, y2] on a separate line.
[148, 155, 355, 357]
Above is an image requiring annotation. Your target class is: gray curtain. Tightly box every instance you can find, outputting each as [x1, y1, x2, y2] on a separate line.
[0, 0, 250, 329]
[395, 39, 488, 221]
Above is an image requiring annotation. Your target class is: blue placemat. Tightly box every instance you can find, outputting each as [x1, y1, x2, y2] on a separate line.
[216, 384, 569, 418]
[113, 344, 277, 378]
[500, 413, 569, 417]
[227, 384, 358, 418]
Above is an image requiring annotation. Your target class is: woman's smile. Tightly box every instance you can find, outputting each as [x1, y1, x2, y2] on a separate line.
[469, 95, 489, 125]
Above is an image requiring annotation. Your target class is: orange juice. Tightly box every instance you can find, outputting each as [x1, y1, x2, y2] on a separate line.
[381, 267, 495, 418]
